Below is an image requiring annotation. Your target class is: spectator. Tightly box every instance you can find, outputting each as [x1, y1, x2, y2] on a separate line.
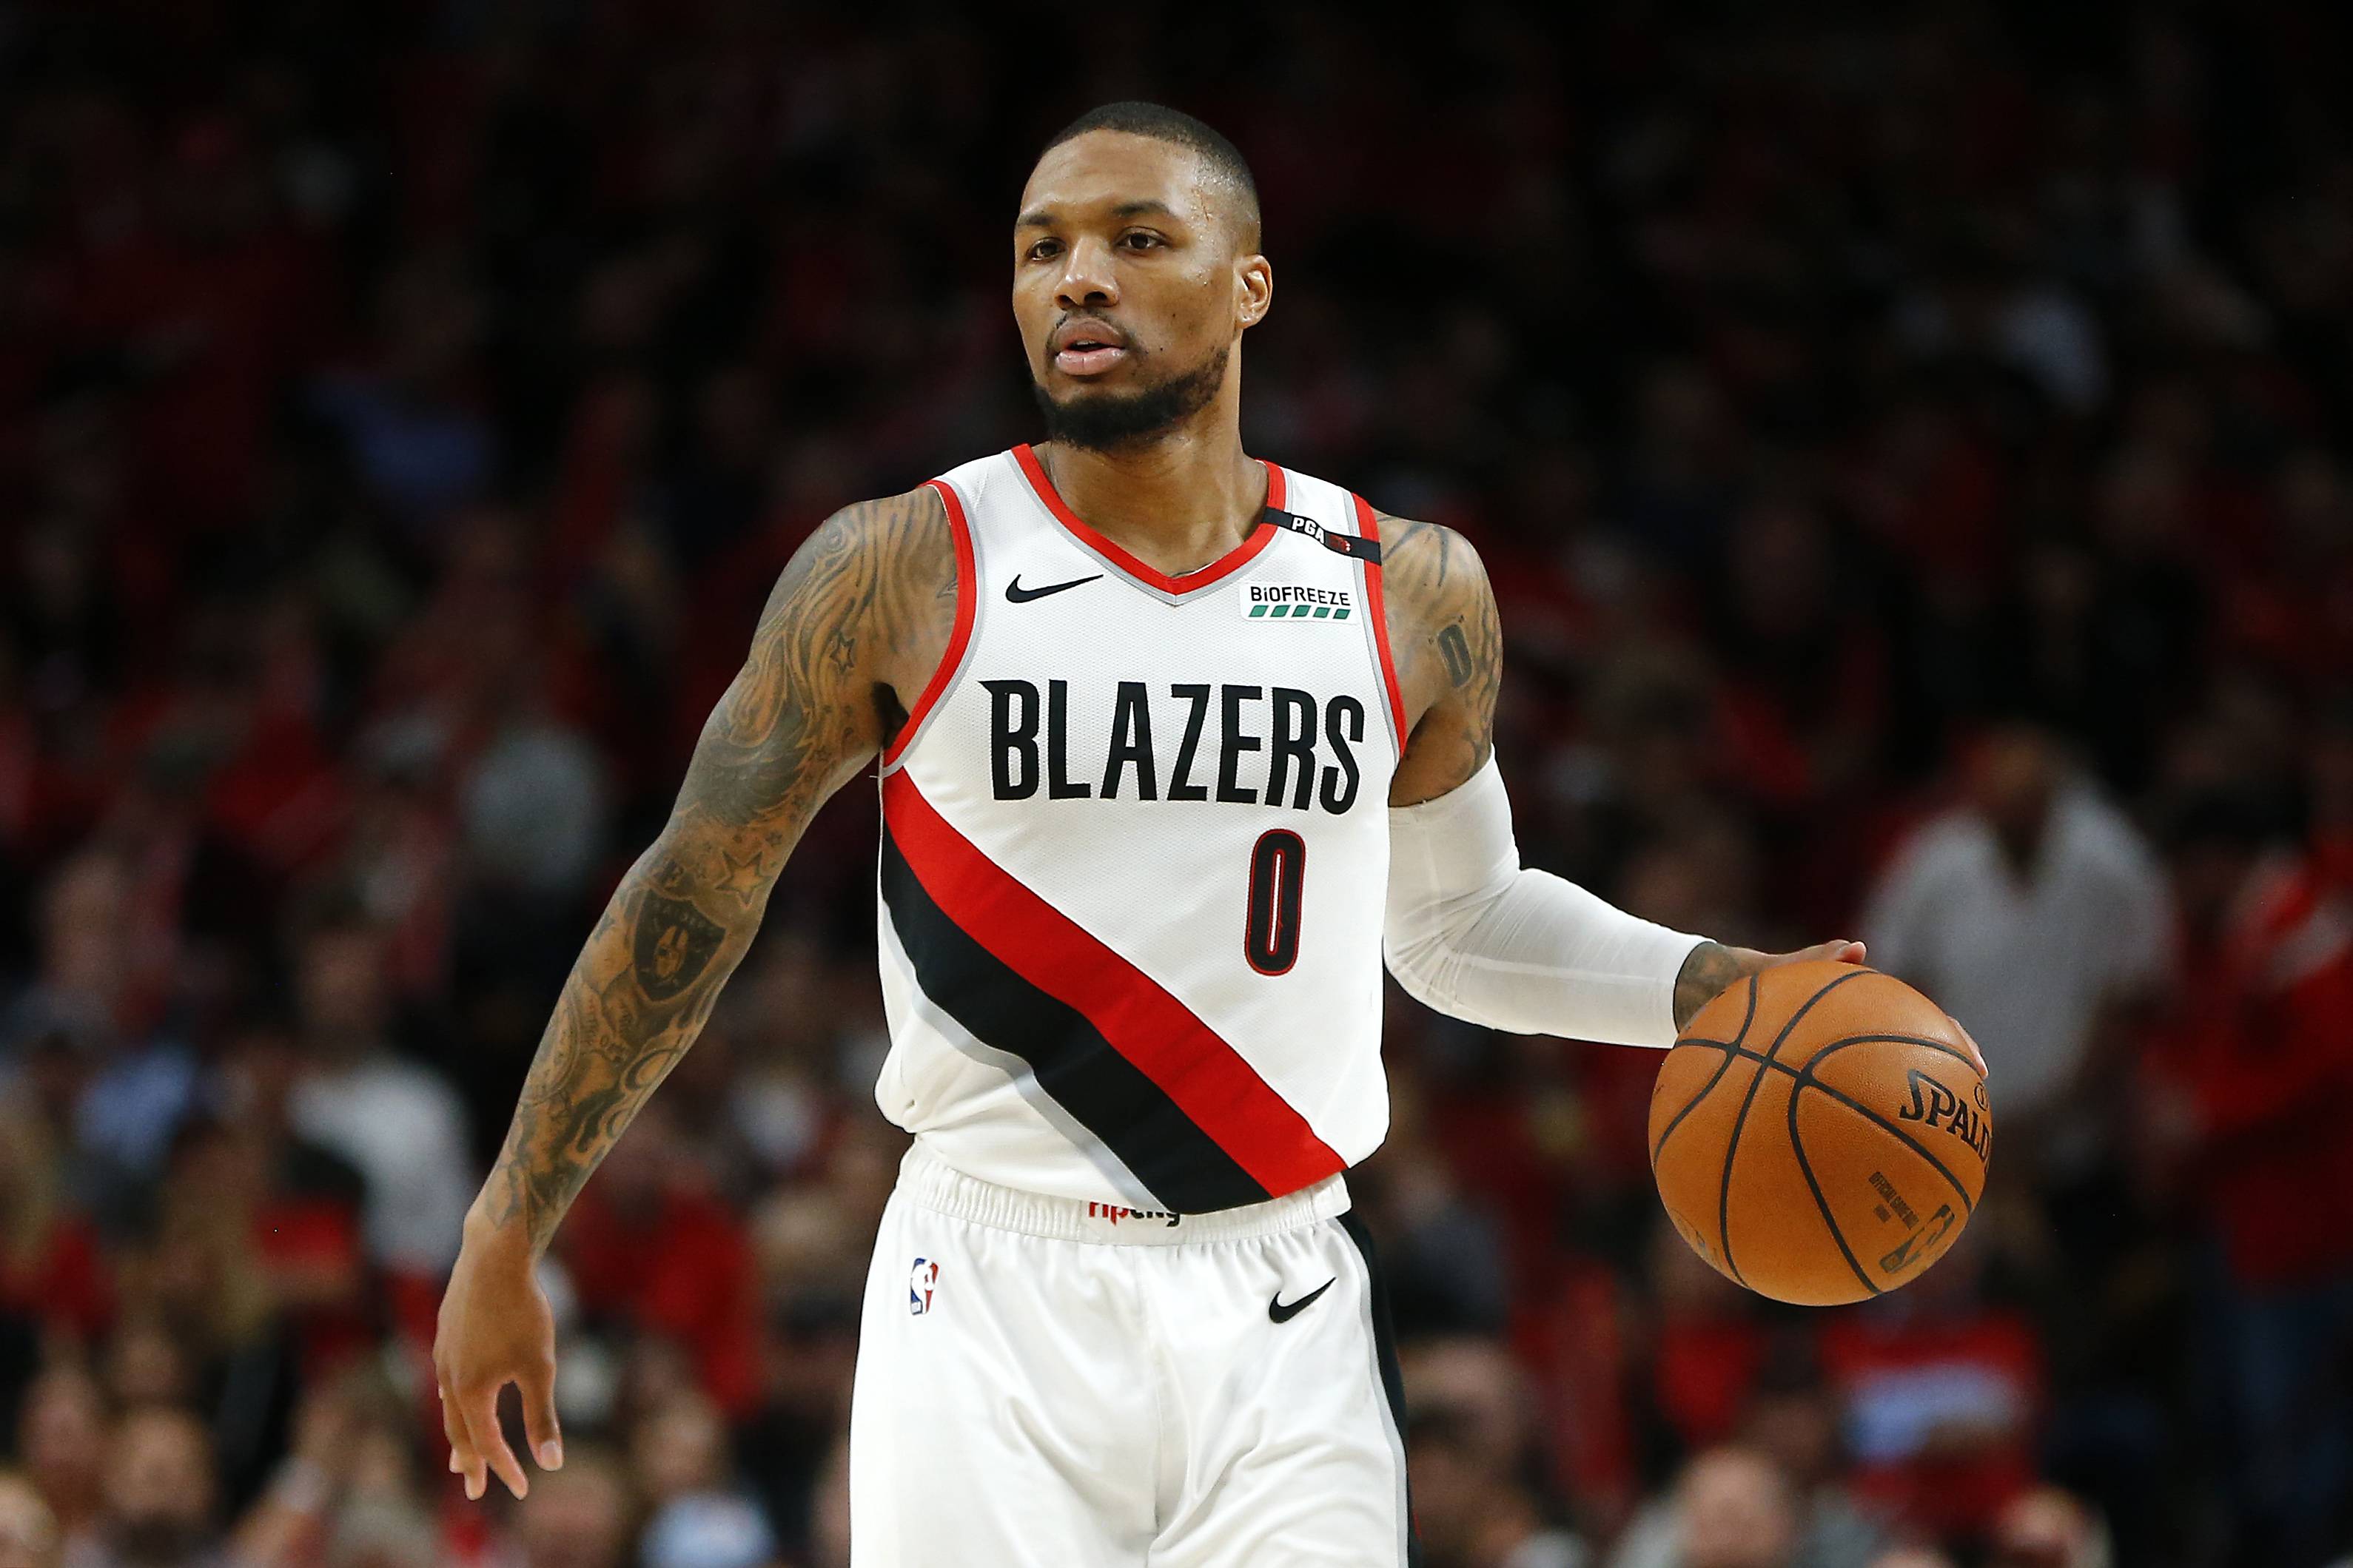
[1409, 1409, 1588, 1568]
[1987, 1487, 2113, 1568]
[2146, 790, 2353, 1568]
[285, 904, 471, 1282]
[318, 1501, 436, 1568]
[1639, 1214, 1769, 1457]
[4, 852, 198, 1218]
[3, 849, 132, 1063]
[1344, 1091, 1514, 1339]
[732, 1256, 858, 1558]
[1817, 1233, 2042, 1547]
[1862, 721, 2171, 1157]
[0, 1111, 110, 1350]
[628, 1391, 782, 1568]
[1705, 490, 1890, 833]
[513, 1450, 637, 1568]
[559, 1103, 761, 1421]
[98, 1316, 194, 1410]
[1611, 1378, 1883, 1568]
[1608, 1447, 1801, 1568]
[224, 1373, 437, 1568]
[306, 249, 494, 539]
[111, 1121, 302, 1509]
[84, 1405, 222, 1568]
[209, 1016, 371, 1368]
[1737, 1355, 1884, 1568]
[0, 1470, 61, 1568]
[456, 684, 611, 911]
[804, 1438, 850, 1568]
[15, 1370, 104, 1562]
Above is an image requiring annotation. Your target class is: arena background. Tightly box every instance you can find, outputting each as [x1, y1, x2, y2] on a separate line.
[3, 2, 2352, 1566]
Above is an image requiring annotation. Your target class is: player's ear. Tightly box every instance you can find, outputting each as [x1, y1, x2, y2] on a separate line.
[1235, 252, 1272, 332]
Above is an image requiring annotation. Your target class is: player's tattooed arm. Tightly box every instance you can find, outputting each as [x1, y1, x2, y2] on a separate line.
[477, 485, 954, 1254]
[1378, 515, 1503, 806]
[1671, 942, 1745, 1032]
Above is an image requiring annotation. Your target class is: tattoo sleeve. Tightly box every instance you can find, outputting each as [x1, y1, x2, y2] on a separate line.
[479, 486, 952, 1252]
[1381, 517, 1503, 806]
[1671, 941, 1742, 1033]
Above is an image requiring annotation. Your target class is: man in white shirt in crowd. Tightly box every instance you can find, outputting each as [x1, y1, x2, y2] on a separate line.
[1862, 721, 2171, 1170]
[286, 901, 472, 1279]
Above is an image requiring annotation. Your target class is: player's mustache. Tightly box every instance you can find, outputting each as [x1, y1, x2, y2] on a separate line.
[1050, 314, 1134, 352]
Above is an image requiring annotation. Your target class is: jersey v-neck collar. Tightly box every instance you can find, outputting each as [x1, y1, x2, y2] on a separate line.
[1011, 442, 1285, 599]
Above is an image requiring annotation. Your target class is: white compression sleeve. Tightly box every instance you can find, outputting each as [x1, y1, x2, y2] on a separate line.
[1384, 756, 1706, 1047]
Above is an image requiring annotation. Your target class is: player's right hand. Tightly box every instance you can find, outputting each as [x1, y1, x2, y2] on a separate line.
[433, 1214, 562, 1502]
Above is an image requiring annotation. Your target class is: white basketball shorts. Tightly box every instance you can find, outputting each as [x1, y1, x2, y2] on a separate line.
[848, 1141, 1417, 1567]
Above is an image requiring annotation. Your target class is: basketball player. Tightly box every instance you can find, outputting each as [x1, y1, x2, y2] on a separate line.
[434, 102, 1976, 1564]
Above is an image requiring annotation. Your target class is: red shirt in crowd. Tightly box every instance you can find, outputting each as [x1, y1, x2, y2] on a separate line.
[0, 1212, 112, 1345]
[1819, 1305, 2044, 1540]
[559, 1182, 763, 1419]
[2150, 855, 2353, 1288]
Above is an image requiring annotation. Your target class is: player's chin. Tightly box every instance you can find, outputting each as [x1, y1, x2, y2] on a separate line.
[1038, 378, 1137, 418]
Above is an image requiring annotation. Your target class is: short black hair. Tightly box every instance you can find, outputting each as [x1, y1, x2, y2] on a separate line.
[1041, 101, 1261, 246]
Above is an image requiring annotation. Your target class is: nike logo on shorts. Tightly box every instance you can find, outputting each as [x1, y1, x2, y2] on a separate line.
[1267, 1278, 1335, 1323]
[1005, 573, 1102, 603]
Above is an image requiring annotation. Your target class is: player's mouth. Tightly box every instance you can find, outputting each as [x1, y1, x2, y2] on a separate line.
[1050, 319, 1132, 377]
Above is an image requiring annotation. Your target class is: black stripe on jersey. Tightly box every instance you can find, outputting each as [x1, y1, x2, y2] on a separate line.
[1264, 506, 1382, 562]
[879, 827, 1275, 1214]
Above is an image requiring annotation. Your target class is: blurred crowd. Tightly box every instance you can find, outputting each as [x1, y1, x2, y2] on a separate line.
[3, 1, 2352, 1566]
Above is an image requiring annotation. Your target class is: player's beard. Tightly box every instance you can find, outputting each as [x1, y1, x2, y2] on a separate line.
[1032, 344, 1229, 453]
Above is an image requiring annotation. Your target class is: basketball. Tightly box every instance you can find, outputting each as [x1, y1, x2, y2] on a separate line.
[1648, 961, 1991, 1306]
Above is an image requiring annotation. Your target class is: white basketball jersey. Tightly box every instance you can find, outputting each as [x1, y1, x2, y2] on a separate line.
[873, 444, 1406, 1214]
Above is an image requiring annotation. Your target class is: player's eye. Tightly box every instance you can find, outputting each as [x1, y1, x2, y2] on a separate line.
[1118, 231, 1165, 250]
[1024, 238, 1062, 262]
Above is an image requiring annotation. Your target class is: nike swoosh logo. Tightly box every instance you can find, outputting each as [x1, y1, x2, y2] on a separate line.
[1005, 573, 1102, 604]
[1268, 1277, 1336, 1324]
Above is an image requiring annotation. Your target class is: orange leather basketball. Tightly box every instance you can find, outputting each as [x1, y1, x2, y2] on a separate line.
[1648, 961, 1991, 1306]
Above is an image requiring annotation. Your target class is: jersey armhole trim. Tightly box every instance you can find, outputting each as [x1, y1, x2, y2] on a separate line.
[880, 477, 976, 770]
[1351, 492, 1411, 747]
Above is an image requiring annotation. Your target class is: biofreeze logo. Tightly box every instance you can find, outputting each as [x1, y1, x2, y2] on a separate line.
[1246, 583, 1353, 621]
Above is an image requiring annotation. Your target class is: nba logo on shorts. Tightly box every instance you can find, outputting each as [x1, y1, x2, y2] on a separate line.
[908, 1257, 938, 1315]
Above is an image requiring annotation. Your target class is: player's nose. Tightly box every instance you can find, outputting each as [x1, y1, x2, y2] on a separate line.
[1053, 235, 1121, 310]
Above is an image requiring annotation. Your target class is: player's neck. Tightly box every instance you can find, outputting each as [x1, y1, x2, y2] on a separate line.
[1035, 420, 1266, 579]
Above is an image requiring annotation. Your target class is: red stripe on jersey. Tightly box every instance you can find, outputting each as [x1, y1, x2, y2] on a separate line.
[1352, 493, 1410, 744]
[881, 479, 978, 769]
[882, 768, 1346, 1197]
[1013, 443, 1283, 597]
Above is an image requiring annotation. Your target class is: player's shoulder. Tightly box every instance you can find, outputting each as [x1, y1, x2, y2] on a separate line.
[1367, 508, 1502, 788]
[751, 483, 959, 687]
[758, 483, 953, 613]
[1372, 511, 1492, 633]
[809, 482, 953, 559]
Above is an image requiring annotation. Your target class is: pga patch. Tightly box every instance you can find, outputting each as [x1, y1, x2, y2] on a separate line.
[1243, 582, 1354, 622]
[908, 1257, 938, 1315]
